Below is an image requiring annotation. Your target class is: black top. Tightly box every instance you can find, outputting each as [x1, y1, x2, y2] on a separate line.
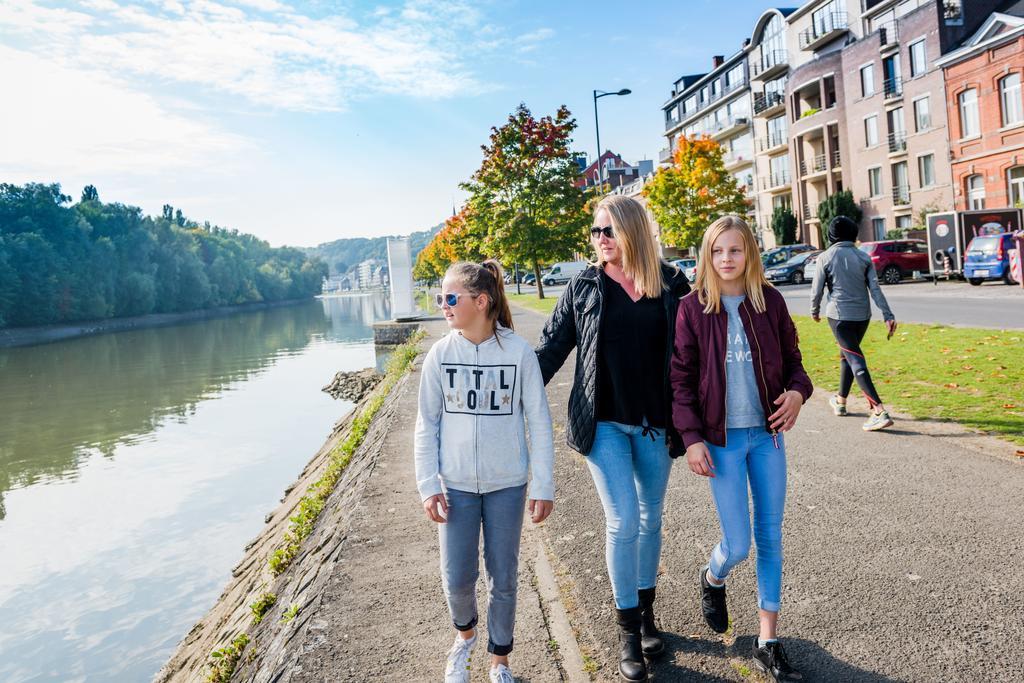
[595, 270, 668, 428]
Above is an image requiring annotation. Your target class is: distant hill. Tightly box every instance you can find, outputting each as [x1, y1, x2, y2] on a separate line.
[306, 222, 443, 276]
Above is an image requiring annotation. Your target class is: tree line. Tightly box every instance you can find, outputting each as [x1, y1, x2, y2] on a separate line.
[0, 183, 327, 328]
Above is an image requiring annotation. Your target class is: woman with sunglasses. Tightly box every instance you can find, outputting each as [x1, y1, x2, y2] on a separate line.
[415, 259, 555, 683]
[535, 194, 690, 681]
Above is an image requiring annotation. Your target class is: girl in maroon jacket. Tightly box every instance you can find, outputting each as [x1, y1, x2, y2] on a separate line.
[670, 215, 812, 682]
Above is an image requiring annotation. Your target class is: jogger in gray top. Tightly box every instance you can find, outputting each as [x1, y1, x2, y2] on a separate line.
[810, 217, 898, 431]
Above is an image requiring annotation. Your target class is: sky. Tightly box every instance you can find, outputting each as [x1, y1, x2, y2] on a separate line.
[0, 0, 782, 247]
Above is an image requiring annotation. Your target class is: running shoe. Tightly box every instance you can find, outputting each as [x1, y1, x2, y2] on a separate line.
[862, 410, 894, 431]
[489, 663, 515, 683]
[753, 640, 803, 681]
[444, 633, 476, 683]
[828, 395, 848, 416]
[699, 566, 729, 634]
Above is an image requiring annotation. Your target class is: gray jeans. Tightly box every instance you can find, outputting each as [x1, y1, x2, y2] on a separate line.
[438, 483, 526, 656]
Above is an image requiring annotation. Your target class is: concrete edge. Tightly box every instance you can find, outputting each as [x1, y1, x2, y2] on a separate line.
[532, 534, 591, 683]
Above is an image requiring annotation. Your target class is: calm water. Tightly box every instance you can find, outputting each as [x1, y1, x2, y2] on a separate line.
[0, 294, 391, 682]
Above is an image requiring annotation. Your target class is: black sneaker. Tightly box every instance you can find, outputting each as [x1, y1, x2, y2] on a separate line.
[752, 640, 803, 682]
[699, 566, 728, 634]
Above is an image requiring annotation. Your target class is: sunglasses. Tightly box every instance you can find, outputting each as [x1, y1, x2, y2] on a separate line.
[590, 225, 615, 239]
[435, 292, 471, 308]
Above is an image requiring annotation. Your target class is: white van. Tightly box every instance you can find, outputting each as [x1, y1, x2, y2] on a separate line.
[541, 260, 589, 285]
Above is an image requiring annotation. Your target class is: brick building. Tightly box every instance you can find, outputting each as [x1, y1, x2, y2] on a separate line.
[936, 4, 1024, 211]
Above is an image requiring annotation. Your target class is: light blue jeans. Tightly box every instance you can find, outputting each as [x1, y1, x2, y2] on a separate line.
[706, 428, 786, 612]
[586, 421, 672, 609]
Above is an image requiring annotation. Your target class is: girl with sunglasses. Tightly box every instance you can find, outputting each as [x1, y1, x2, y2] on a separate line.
[535, 195, 690, 681]
[414, 259, 555, 683]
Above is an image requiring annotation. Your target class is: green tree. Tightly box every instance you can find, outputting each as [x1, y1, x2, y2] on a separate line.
[81, 185, 99, 203]
[643, 135, 748, 249]
[771, 207, 797, 246]
[817, 191, 863, 245]
[460, 103, 589, 299]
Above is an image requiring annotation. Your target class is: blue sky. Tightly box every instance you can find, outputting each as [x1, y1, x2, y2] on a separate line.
[0, 0, 780, 247]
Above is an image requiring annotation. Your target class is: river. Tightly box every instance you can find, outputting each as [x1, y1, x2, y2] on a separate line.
[0, 294, 391, 682]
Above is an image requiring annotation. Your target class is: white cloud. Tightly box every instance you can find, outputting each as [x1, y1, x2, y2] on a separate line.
[0, 0, 491, 112]
[0, 45, 249, 177]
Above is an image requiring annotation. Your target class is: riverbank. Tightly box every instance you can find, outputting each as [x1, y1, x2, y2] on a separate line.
[0, 298, 312, 348]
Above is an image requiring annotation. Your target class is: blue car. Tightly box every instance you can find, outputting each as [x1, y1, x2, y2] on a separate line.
[964, 233, 1016, 285]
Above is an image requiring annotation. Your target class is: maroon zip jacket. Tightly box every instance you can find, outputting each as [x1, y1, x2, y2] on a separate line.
[670, 285, 813, 448]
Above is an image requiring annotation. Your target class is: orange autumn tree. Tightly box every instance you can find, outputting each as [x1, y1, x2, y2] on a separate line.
[643, 135, 748, 249]
[413, 207, 486, 283]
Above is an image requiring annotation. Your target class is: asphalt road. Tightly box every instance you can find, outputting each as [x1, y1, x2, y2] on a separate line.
[514, 278, 1024, 329]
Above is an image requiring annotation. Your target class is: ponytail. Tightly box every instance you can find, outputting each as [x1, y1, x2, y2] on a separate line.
[443, 259, 515, 334]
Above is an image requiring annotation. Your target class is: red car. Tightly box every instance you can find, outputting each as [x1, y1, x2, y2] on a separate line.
[857, 239, 929, 284]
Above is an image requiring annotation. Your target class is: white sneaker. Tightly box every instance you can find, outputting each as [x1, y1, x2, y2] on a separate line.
[862, 410, 894, 431]
[489, 663, 515, 683]
[828, 395, 848, 416]
[444, 633, 476, 683]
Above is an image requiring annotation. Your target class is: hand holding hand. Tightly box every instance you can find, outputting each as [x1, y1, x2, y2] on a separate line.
[529, 499, 553, 523]
[685, 442, 714, 477]
[423, 493, 448, 524]
[769, 390, 803, 432]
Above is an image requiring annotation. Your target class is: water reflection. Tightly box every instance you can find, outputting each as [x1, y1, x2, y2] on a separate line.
[0, 292, 390, 682]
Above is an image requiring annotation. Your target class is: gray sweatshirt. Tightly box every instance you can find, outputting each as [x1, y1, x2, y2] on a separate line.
[810, 242, 895, 322]
[414, 326, 555, 502]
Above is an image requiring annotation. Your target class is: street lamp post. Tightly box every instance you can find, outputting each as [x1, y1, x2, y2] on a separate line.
[593, 88, 631, 188]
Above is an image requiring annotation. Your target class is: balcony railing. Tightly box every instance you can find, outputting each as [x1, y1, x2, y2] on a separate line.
[754, 91, 785, 116]
[709, 116, 751, 138]
[800, 154, 827, 176]
[892, 184, 911, 206]
[877, 21, 899, 48]
[884, 76, 903, 99]
[752, 50, 789, 79]
[759, 169, 791, 190]
[888, 131, 907, 154]
[799, 12, 849, 50]
[659, 147, 673, 163]
[756, 132, 788, 152]
[802, 203, 819, 220]
[832, 149, 842, 167]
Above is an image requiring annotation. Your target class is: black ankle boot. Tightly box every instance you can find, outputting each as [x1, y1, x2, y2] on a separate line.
[638, 587, 664, 657]
[615, 607, 648, 681]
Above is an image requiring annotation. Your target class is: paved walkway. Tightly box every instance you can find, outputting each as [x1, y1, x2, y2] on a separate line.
[288, 303, 1023, 682]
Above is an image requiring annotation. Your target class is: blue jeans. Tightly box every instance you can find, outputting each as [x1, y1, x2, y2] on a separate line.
[706, 428, 786, 612]
[438, 484, 526, 655]
[586, 421, 672, 609]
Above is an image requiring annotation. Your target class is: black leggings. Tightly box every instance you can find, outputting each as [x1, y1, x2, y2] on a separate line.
[827, 318, 882, 407]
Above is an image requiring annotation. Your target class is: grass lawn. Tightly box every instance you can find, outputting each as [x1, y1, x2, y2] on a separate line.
[509, 293, 1023, 446]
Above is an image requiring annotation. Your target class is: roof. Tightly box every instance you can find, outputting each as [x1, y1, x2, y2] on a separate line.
[935, 10, 1024, 67]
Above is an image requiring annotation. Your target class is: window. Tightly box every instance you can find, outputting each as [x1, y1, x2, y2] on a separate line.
[918, 154, 935, 187]
[861, 64, 876, 97]
[865, 115, 879, 147]
[726, 64, 744, 88]
[711, 80, 720, 99]
[967, 174, 985, 210]
[868, 166, 883, 197]
[896, 215, 913, 231]
[893, 161, 909, 203]
[914, 97, 931, 132]
[872, 217, 886, 240]
[1000, 73, 1023, 127]
[767, 114, 787, 145]
[1008, 166, 1024, 206]
[959, 89, 979, 137]
[700, 87, 709, 104]
[883, 54, 901, 96]
[909, 40, 927, 77]
[684, 96, 697, 114]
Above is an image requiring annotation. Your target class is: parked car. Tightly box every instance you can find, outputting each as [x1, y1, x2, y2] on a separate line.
[542, 260, 588, 286]
[858, 239, 929, 284]
[523, 269, 550, 286]
[765, 250, 821, 285]
[802, 251, 822, 282]
[761, 244, 814, 268]
[671, 258, 698, 283]
[964, 232, 1017, 285]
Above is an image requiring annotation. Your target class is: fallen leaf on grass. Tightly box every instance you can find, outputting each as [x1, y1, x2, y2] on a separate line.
[1004, 404, 1017, 409]
[944, 383, 959, 388]
[1016, 450, 1024, 458]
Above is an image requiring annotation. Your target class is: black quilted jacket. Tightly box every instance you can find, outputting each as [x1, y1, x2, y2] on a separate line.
[535, 262, 691, 456]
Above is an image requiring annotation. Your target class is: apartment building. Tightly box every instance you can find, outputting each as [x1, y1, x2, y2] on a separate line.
[936, 5, 1024, 211]
[661, 51, 757, 225]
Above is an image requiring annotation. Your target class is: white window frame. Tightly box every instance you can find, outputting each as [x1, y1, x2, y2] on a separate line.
[917, 153, 935, 188]
[1008, 166, 1024, 206]
[959, 88, 980, 138]
[967, 174, 985, 210]
[1000, 73, 1023, 127]
[909, 38, 927, 78]
[868, 165, 883, 198]
[872, 217, 886, 241]
[913, 95, 931, 132]
[864, 114, 879, 147]
[860, 63, 876, 98]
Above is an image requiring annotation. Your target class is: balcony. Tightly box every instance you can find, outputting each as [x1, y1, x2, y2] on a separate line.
[659, 147, 673, 163]
[887, 131, 907, 154]
[802, 203, 820, 221]
[800, 153, 827, 177]
[664, 114, 681, 132]
[884, 76, 903, 100]
[756, 132, 788, 153]
[759, 169, 791, 191]
[877, 21, 899, 51]
[751, 50, 789, 81]
[724, 153, 752, 171]
[892, 184, 911, 206]
[832, 149, 842, 167]
[799, 12, 849, 51]
[710, 116, 751, 140]
[754, 91, 785, 117]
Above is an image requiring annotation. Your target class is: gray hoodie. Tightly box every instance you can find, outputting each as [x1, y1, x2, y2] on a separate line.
[414, 326, 554, 502]
[810, 241, 895, 322]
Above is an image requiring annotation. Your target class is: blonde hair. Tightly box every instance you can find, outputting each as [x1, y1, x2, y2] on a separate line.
[592, 195, 666, 298]
[695, 215, 771, 314]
